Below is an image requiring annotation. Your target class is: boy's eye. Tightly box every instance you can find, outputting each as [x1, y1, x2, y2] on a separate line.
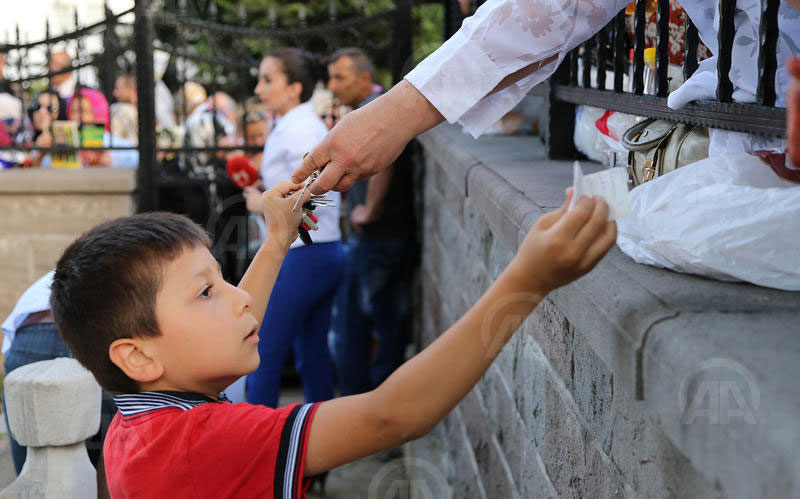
[198, 285, 213, 299]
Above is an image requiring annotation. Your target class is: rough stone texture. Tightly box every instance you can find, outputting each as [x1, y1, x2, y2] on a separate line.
[409, 124, 800, 498]
[0, 169, 135, 327]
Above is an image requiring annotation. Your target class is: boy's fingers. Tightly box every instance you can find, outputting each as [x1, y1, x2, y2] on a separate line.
[574, 197, 610, 249]
[270, 181, 304, 197]
[534, 188, 573, 230]
[553, 196, 595, 237]
[578, 221, 618, 271]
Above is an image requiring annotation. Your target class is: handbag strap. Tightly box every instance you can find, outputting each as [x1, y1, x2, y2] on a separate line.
[622, 118, 678, 151]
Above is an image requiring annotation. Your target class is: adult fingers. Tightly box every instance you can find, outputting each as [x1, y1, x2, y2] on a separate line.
[578, 221, 617, 272]
[308, 162, 349, 195]
[330, 170, 360, 193]
[292, 144, 329, 184]
[574, 197, 610, 250]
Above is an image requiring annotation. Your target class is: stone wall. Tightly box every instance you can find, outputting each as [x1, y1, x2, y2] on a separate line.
[406, 124, 800, 498]
[0, 169, 136, 330]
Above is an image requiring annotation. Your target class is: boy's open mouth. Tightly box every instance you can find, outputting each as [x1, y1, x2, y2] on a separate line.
[244, 325, 258, 342]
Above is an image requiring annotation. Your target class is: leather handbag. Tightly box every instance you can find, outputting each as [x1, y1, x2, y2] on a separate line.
[622, 118, 710, 186]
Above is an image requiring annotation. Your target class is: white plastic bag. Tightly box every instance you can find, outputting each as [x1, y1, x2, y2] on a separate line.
[617, 153, 800, 291]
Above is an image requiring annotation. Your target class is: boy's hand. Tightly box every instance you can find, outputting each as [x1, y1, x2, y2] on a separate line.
[260, 180, 311, 250]
[507, 191, 617, 298]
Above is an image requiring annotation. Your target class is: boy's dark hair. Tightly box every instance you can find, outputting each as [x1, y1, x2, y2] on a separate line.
[268, 47, 327, 103]
[50, 212, 211, 394]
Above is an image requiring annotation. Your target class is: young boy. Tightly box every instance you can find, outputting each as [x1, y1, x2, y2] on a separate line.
[50, 180, 616, 498]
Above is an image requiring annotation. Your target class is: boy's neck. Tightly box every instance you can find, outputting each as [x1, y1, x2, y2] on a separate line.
[139, 379, 226, 401]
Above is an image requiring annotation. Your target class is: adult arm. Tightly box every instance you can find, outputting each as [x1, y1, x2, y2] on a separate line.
[303, 194, 617, 475]
[294, 0, 629, 194]
[350, 163, 394, 229]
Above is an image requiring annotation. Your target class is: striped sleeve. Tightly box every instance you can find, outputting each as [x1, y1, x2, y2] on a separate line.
[274, 402, 320, 499]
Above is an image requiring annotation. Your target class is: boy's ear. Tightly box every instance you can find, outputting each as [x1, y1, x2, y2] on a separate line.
[109, 338, 164, 383]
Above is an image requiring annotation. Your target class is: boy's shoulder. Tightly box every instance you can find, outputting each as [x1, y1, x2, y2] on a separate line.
[105, 393, 322, 498]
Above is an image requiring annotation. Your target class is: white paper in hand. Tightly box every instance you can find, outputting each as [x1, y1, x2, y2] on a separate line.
[569, 162, 630, 221]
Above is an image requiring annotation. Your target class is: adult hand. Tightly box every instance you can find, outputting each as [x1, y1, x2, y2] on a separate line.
[788, 57, 800, 167]
[349, 204, 377, 232]
[292, 80, 444, 194]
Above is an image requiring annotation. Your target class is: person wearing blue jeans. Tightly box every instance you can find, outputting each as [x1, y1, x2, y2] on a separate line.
[246, 241, 345, 407]
[331, 237, 414, 395]
[2, 272, 116, 479]
[325, 48, 418, 396]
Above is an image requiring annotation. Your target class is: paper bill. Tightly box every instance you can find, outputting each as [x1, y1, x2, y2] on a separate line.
[569, 161, 630, 221]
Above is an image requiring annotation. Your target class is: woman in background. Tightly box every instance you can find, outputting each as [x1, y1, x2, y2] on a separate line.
[243, 48, 344, 409]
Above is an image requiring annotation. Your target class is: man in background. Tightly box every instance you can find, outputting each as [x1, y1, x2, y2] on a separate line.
[326, 48, 416, 396]
[49, 51, 76, 100]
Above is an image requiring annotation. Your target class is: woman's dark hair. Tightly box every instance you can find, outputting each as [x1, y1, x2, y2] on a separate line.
[268, 47, 327, 103]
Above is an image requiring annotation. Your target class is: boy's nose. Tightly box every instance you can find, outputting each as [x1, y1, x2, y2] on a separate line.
[235, 285, 254, 314]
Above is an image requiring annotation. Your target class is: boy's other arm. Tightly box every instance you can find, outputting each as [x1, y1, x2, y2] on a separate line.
[238, 181, 309, 325]
[304, 195, 616, 476]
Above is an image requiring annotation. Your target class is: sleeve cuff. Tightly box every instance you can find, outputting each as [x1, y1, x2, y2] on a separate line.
[275, 402, 320, 499]
[405, 30, 508, 124]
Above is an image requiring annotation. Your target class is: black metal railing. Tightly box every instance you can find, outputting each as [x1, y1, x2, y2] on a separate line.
[546, 0, 785, 158]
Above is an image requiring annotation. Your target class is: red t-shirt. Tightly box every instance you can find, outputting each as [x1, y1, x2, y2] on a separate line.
[104, 391, 320, 498]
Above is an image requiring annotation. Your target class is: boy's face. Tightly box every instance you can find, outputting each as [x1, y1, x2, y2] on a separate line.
[149, 245, 260, 395]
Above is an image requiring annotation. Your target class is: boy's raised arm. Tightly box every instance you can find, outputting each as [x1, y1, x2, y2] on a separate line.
[238, 181, 309, 325]
[304, 194, 617, 476]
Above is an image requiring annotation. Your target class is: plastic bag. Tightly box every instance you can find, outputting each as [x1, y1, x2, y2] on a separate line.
[617, 153, 800, 291]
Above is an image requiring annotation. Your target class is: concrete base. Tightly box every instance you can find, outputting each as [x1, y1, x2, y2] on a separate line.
[0, 445, 96, 499]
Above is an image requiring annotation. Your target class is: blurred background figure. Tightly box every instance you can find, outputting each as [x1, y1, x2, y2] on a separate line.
[111, 73, 138, 146]
[178, 81, 208, 123]
[49, 51, 76, 100]
[27, 90, 66, 167]
[326, 47, 416, 396]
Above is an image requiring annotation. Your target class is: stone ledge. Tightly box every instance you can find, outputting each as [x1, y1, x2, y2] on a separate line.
[0, 168, 136, 194]
[417, 123, 800, 496]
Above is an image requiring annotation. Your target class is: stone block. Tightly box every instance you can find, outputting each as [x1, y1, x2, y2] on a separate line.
[463, 198, 493, 266]
[609, 373, 721, 498]
[584, 440, 628, 498]
[418, 125, 480, 196]
[520, 442, 558, 499]
[487, 234, 514, 282]
[4, 358, 102, 447]
[572, 330, 614, 454]
[643, 311, 800, 498]
[466, 165, 537, 252]
[446, 408, 488, 499]
[0, 238, 33, 291]
[513, 336, 547, 448]
[542, 376, 586, 498]
[525, 299, 574, 392]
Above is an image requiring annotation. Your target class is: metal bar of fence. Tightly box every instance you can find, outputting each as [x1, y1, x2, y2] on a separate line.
[633, 0, 646, 95]
[756, 0, 779, 107]
[0, 7, 134, 51]
[582, 41, 592, 88]
[135, 0, 158, 212]
[684, 17, 699, 81]
[569, 49, 578, 86]
[655, 0, 670, 97]
[716, 0, 735, 103]
[613, 11, 626, 92]
[596, 25, 608, 90]
[553, 85, 786, 136]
